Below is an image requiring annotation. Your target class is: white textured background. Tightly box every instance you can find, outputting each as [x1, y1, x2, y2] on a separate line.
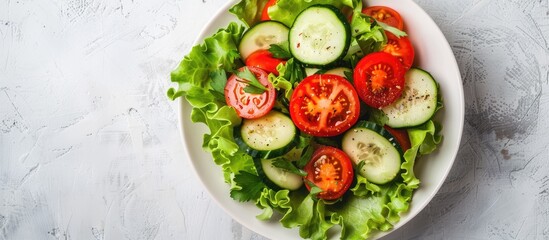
[1, 0, 549, 239]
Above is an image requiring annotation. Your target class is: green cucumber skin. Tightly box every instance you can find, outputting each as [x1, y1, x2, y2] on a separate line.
[234, 111, 297, 159]
[288, 4, 352, 67]
[234, 130, 297, 159]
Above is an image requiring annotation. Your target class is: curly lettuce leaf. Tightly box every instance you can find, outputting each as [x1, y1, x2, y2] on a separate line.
[169, 22, 254, 187]
[385, 183, 414, 224]
[191, 105, 241, 165]
[268, 0, 347, 27]
[268, 58, 304, 114]
[256, 188, 292, 220]
[268, 69, 293, 100]
[402, 120, 443, 188]
[229, 0, 268, 27]
[269, 58, 304, 100]
[168, 22, 244, 100]
[328, 194, 389, 239]
[350, 174, 381, 197]
[280, 193, 335, 240]
[327, 181, 414, 239]
[272, 181, 417, 240]
[223, 151, 256, 182]
[349, 2, 387, 54]
[417, 121, 443, 155]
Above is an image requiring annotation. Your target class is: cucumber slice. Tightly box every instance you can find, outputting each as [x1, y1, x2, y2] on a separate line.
[261, 158, 303, 190]
[381, 68, 439, 128]
[342, 121, 402, 184]
[289, 5, 351, 67]
[235, 111, 296, 159]
[239, 21, 289, 60]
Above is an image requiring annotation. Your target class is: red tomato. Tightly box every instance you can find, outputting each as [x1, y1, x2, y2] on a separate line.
[224, 66, 276, 119]
[382, 32, 415, 69]
[353, 52, 405, 109]
[245, 49, 285, 75]
[260, 0, 277, 21]
[289, 74, 360, 137]
[362, 6, 404, 30]
[304, 146, 354, 200]
[384, 125, 411, 151]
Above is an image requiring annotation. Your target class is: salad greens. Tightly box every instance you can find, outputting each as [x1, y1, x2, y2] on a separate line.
[235, 67, 269, 93]
[167, 0, 443, 239]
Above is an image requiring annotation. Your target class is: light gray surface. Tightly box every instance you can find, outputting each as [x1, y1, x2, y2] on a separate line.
[1, 0, 548, 239]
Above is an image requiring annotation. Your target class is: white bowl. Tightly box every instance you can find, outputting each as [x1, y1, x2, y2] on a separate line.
[178, 0, 464, 239]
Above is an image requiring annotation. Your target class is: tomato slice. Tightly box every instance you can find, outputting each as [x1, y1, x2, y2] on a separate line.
[245, 49, 286, 75]
[384, 125, 411, 152]
[353, 52, 405, 109]
[224, 66, 276, 119]
[289, 74, 360, 137]
[304, 146, 354, 200]
[382, 32, 415, 69]
[362, 6, 404, 30]
[260, 0, 277, 21]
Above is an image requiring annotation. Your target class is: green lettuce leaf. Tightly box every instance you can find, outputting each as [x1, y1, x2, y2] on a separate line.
[269, 59, 304, 100]
[349, 3, 387, 54]
[327, 182, 414, 239]
[328, 194, 389, 239]
[228, 0, 268, 27]
[402, 120, 443, 189]
[350, 174, 381, 197]
[269, 0, 348, 27]
[385, 183, 414, 224]
[280, 193, 335, 240]
[223, 151, 256, 182]
[191, 105, 241, 168]
[169, 22, 254, 187]
[168, 22, 245, 100]
[355, 28, 386, 55]
[256, 188, 292, 220]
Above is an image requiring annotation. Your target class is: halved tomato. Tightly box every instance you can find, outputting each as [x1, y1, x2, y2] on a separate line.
[304, 146, 354, 200]
[382, 32, 415, 69]
[353, 52, 405, 109]
[245, 49, 286, 75]
[224, 66, 276, 119]
[362, 6, 404, 30]
[289, 74, 360, 137]
[260, 0, 277, 21]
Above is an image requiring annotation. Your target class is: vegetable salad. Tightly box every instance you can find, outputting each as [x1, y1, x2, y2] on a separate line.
[168, 0, 443, 239]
